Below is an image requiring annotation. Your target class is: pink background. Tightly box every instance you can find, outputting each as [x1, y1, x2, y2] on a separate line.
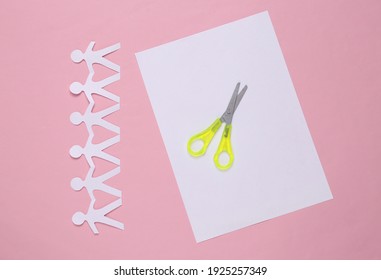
[0, 0, 380, 259]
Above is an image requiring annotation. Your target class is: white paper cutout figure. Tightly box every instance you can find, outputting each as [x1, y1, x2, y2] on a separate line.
[71, 41, 120, 73]
[70, 42, 122, 234]
[70, 72, 120, 104]
[71, 166, 121, 200]
[72, 198, 124, 234]
[70, 103, 120, 134]
[69, 135, 120, 167]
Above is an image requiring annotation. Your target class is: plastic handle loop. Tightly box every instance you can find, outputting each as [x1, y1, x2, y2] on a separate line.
[213, 124, 234, 170]
[187, 118, 222, 157]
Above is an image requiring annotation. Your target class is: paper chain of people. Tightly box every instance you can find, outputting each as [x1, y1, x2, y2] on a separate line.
[69, 42, 123, 234]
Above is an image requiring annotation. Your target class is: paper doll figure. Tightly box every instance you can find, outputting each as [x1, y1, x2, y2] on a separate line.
[69, 72, 120, 104]
[71, 166, 121, 200]
[72, 198, 124, 234]
[69, 135, 120, 167]
[71, 41, 120, 73]
[70, 103, 120, 134]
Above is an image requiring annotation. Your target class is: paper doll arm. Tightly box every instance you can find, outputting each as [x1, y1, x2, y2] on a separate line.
[84, 102, 94, 117]
[85, 166, 96, 181]
[87, 130, 95, 143]
[84, 73, 96, 105]
[86, 72, 95, 83]
[85, 154, 96, 169]
[85, 46, 96, 74]
[86, 41, 96, 53]
[88, 221, 99, 234]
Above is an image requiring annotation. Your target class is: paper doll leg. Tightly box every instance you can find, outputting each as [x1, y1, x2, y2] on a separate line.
[96, 135, 120, 163]
[98, 43, 120, 57]
[99, 103, 120, 118]
[95, 135, 120, 164]
[97, 89, 120, 103]
[99, 166, 120, 181]
[99, 73, 120, 87]
[99, 57, 120, 72]
[97, 198, 123, 231]
[99, 119, 120, 134]
[101, 216, 124, 230]
[98, 151, 120, 165]
[97, 104, 120, 133]
[97, 134, 120, 164]
[100, 198, 122, 215]
[98, 135, 120, 150]
[98, 184, 122, 197]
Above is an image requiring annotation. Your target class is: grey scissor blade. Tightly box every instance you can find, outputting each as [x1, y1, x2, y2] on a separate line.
[221, 82, 240, 124]
[226, 82, 240, 114]
[233, 85, 247, 113]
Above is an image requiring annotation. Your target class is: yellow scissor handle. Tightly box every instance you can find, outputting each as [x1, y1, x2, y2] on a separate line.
[213, 124, 234, 170]
[187, 118, 222, 157]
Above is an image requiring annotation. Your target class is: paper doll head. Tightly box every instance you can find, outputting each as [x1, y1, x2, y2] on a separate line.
[72, 211, 86, 225]
[69, 145, 84, 159]
[69, 82, 84, 95]
[71, 177, 84, 191]
[71, 50, 84, 63]
[70, 112, 83, 125]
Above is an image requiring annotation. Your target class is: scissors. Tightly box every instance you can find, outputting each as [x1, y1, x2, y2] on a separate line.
[187, 82, 248, 170]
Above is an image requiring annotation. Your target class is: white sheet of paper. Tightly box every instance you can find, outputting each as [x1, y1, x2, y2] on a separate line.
[136, 11, 332, 242]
